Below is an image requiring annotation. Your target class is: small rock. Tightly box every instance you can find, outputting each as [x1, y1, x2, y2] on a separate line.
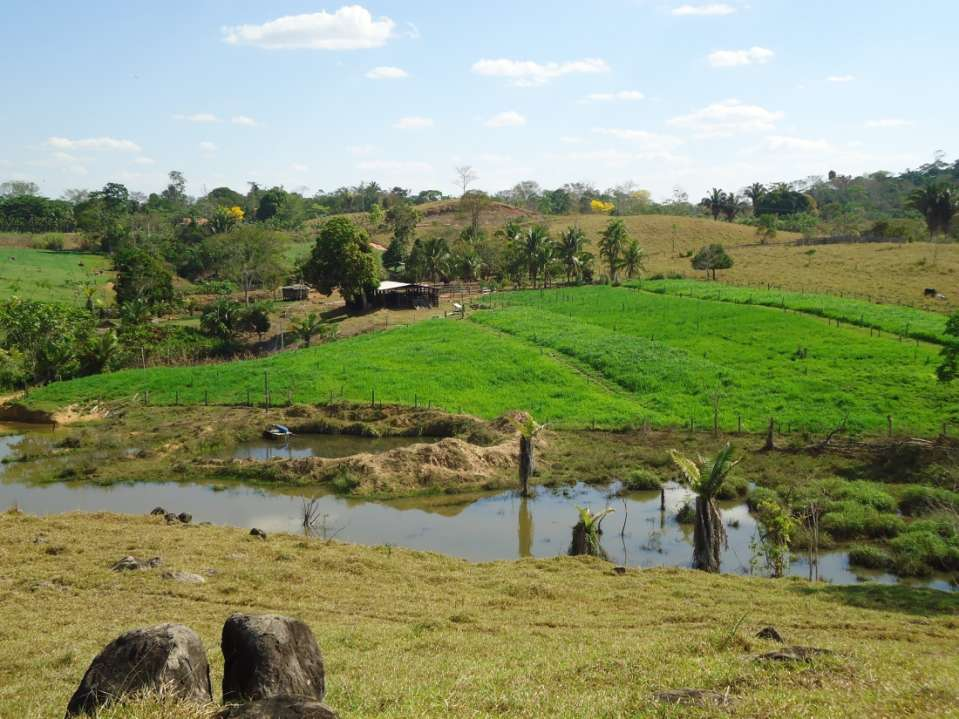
[250, 528, 267, 540]
[111, 556, 143, 572]
[164, 512, 179, 524]
[756, 645, 833, 662]
[144, 556, 162, 568]
[655, 688, 731, 707]
[64, 624, 212, 717]
[221, 614, 325, 703]
[178, 512, 192, 524]
[613, 566, 627, 575]
[218, 696, 338, 719]
[150, 507, 166, 516]
[163, 570, 206, 585]
[33, 534, 49, 544]
[756, 626, 784, 643]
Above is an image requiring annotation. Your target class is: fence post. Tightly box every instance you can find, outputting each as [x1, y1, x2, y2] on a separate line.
[264, 371, 270, 409]
[371, 388, 375, 407]
[204, 389, 209, 406]
[887, 415, 893, 438]
[175, 389, 179, 405]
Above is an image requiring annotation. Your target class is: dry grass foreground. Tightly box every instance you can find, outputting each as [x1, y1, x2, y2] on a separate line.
[1, 511, 957, 718]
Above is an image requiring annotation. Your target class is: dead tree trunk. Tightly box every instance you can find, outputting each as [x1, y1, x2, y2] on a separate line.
[692, 496, 725, 572]
[519, 435, 534, 497]
[762, 417, 776, 452]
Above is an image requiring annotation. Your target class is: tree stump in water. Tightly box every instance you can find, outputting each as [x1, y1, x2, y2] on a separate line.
[519, 435, 534, 497]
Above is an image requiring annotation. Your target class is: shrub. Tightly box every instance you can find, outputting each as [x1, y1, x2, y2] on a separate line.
[716, 474, 748, 500]
[888, 529, 957, 575]
[330, 468, 360, 494]
[746, 486, 780, 512]
[625, 468, 661, 491]
[676, 502, 694, 524]
[848, 544, 891, 571]
[821, 501, 904, 540]
[898, 485, 959, 516]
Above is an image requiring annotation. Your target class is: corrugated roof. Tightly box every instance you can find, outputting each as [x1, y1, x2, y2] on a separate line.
[377, 281, 411, 291]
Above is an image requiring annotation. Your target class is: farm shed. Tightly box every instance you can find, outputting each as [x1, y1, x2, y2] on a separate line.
[281, 284, 310, 301]
[375, 281, 439, 309]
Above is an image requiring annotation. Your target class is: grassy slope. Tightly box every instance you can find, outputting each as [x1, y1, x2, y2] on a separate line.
[22, 319, 640, 428]
[1, 511, 957, 718]
[0, 247, 113, 304]
[474, 286, 958, 435]
[21, 286, 959, 435]
[635, 279, 951, 343]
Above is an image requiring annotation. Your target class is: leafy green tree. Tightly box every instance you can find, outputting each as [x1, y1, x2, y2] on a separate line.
[691, 244, 733, 280]
[756, 214, 778, 244]
[755, 185, 814, 216]
[936, 311, 959, 383]
[385, 201, 418, 245]
[161, 171, 188, 209]
[670, 444, 741, 572]
[367, 202, 384, 229]
[0, 299, 95, 384]
[599, 218, 628, 282]
[209, 225, 288, 303]
[382, 237, 407, 275]
[301, 217, 379, 310]
[255, 187, 287, 221]
[744, 183, 766, 215]
[620, 239, 645, 279]
[200, 297, 243, 342]
[113, 246, 175, 311]
[908, 183, 958, 239]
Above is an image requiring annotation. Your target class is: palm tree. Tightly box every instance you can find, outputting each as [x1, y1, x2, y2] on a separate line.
[599, 218, 628, 282]
[669, 443, 741, 572]
[537, 241, 557, 287]
[700, 188, 725, 221]
[510, 415, 545, 497]
[908, 183, 958, 264]
[744, 182, 766, 215]
[421, 237, 450, 283]
[522, 225, 551, 286]
[85, 330, 118, 373]
[292, 312, 332, 348]
[569, 506, 615, 557]
[556, 225, 586, 284]
[720, 192, 741, 222]
[620, 239, 645, 279]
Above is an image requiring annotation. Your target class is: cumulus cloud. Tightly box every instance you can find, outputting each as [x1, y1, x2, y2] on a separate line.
[231, 115, 258, 126]
[668, 99, 783, 136]
[672, 3, 736, 16]
[865, 117, 911, 128]
[471, 57, 609, 86]
[485, 111, 527, 128]
[707, 46, 774, 68]
[174, 113, 220, 123]
[583, 90, 644, 102]
[47, 136, 142, 152]
[222, 6, 395, 50]
[394, 116, 433, 129]
[827, 74, 855, 83]
[366, 65, 408, 79]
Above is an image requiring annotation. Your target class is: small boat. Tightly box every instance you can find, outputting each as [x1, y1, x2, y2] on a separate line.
[263, 424, 293, 440]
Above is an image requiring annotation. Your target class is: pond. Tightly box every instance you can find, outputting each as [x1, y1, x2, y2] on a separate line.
[228, 434, 440, 461]
[0, 431, 954, 592]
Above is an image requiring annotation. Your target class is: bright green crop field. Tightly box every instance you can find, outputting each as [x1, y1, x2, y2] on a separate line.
[22, 285, 959, 435]
[0, 247, 113, 305]
[634, 278, 951, 344]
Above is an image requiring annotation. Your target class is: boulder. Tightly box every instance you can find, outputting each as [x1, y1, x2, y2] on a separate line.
[65, 624, 212, 717]
[163, 570, 206, 584]
[111, 556, 161, 572]
[218, 697, 338, 719]
[178, 512, 192, 524]
[755, 626, 784, 643]
[150, 507, 166, 516]
[250, 528, 267, 540]
[221, 614, 325, 703]
[164, 512, 179, 524]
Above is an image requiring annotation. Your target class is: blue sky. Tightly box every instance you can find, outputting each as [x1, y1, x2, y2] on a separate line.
[2, 1, 955, 201]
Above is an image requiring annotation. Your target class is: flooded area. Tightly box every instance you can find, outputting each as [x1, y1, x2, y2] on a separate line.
[0, 430, 954, 591]
[228, 434, 440, 461]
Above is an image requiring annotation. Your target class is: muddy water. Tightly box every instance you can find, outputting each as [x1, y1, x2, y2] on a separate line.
[0, 432, 954, 591]
[228, 434, 439, 460]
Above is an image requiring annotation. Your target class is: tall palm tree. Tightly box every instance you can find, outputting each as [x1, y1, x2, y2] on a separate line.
[421, 237, 450, 283]
[599, 218, 628, 282]
[292, 312, 333, 348]
[669, 443, 741, 572]
[556, 225, 586, 284]
[620, 239, 645, 279]
[908, 183, 959, 264]
[744, 182, 766, 215]
[720, 192, 741, 222]
[523, 225, 551, 286]
[700, 188, 725, 221]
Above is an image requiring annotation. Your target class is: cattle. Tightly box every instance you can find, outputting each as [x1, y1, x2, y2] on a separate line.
[924, 288, 937, 297]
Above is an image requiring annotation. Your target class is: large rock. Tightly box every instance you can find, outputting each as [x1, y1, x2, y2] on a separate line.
[65, 624, 212, 717]
[218, 696, 338, 719]
[221, 614, 325, 703]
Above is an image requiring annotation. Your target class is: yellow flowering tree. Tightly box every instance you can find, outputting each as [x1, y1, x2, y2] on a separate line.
[590, 199, 615, 214]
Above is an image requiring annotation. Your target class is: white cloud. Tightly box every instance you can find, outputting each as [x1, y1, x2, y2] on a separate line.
[471, 57, 609, 86]
[291, 163, 309, 172]
[47, 136, 142, 152]
[672, 3, 736, 16]
[365, 65, 408, 79]
[485, 111, 527, 128]
[762, 135, 832, 153]
[591, 128, 684, 150]
[865, 117, 911, 128]
[231, 115, 258, 126]
[394, 116, 433, 129]
[199, 141, 217, 153]
[583, 90, 644, 103]
[133, 157, 155, 165]
[668, 99, 783, 136]
[357, 159, 432, 172]
[174, 113, 220, 123]
[827, 74, 856, 83]
[222, 6, 395, 50]
[707, 46, 774, 68]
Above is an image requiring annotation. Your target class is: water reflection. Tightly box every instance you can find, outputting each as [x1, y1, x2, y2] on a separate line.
[0, 433, 954, 592]
[230, 434, 440, 460]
